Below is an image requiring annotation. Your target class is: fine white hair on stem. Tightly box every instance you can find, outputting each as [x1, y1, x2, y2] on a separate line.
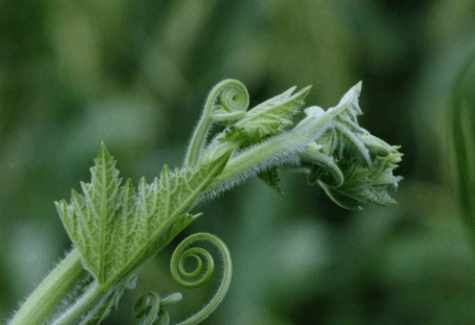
[201, 143, 302, 202]
[201, 113, 336, 200]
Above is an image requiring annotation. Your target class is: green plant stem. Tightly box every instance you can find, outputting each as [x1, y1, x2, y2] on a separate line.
[9, 250, 85, 325]
[184, 113, 213, 167]
[51, 283, 104, 325]
[211, 105, 344, 189]
[184, 80, 225, 167]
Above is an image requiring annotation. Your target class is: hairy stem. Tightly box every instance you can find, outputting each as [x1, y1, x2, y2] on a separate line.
[9, 250, 84, 325]
[51, 283, 104, 325]
[209, 104, 346, 191]
[185, 113, 213, 167]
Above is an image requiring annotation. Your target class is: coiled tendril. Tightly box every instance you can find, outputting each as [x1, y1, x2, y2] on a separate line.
[171, 232, 232, 325]
[208, 79, 249, 124]
[135, 232, 232, 325]
[184, 79, 249, 167]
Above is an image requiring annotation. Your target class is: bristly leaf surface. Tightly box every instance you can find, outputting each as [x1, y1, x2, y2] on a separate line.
[56, 144, 229, 287]
[224, 86, 311, 143]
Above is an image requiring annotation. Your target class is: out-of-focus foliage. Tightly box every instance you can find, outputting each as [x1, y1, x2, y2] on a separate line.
[451, 55, 475, 246]
[1, 1, 475, 324]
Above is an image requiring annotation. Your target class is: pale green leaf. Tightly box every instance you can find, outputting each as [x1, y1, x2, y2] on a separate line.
[56, 143, 122, 284]
[56, 145, 229, 287]
[224, 86, 311, 143]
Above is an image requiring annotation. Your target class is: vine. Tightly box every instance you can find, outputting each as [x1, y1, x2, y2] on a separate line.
[8, 79, 402, 325]
[135, 233, 231, 325]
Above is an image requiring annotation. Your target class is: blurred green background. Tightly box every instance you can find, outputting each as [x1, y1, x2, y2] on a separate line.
[2, 1, 475, 324]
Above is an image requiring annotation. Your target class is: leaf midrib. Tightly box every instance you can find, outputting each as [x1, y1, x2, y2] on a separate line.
[102, 161, 222, 288]
[98, 151, 108, 284]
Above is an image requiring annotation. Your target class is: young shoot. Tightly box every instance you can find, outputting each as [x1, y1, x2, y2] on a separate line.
[9, 79, 402, 325]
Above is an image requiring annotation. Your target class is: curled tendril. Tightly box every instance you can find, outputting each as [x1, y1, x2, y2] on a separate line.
[184, 79, 249, 167]
[170, 232, 232, 325]
[134, 232, 232, 325]
[207, 79, 249, 124]
[172, 246, 215, 286]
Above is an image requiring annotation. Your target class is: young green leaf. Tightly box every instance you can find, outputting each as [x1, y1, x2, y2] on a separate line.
[56, 145, 230, 288]
[55, 143, 122, 284]
[223, 86, 312, 144]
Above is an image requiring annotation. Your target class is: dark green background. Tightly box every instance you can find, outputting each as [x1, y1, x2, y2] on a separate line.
[1, 1, 475, 324]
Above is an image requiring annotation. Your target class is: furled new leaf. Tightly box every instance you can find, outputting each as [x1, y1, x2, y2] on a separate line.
[300, 82, 403, 209]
